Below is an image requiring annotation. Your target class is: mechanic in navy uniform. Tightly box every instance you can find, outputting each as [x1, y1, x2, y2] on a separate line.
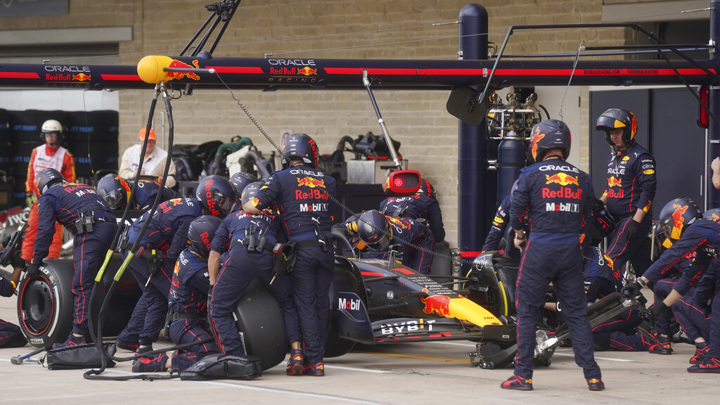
[502, 119, 603, 391]
[97, 173, 179, 212]
[133, 216, 221, 373]
[356, 210, 435, 274]
[26, 168, 119, 348]
[242, 133, 334, 376]
[596, 108, 656, 281]
[379, 178, 445, 243]
[0, 247, 27, 348]
[209, 182, 303, 375]
[624, 198, 720, 372]
[117, 175, 237, 355]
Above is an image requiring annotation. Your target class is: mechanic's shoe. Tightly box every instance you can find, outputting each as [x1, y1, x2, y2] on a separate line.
[649, 333, 672, 355]
[688, 357, 720, 373]
[135, 345, 154, 356]
[52, 334, 86, 349]
[587, 378, 605, 391]
[500, 375, 533, 391]
[690, 342, 709, 364]
[132, 353, 168, 373]
[303, 362, 325, 376]
[635, 327, 658, 350]
[286, 349, 305, 376]
[115, 338, 139, 352]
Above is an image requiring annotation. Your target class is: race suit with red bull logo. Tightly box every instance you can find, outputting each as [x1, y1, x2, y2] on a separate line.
[118, 197, 202, 348]
[208, 209, 300, 357]
[163, 247, 218, 371]
[385, 215, 434, 274]
[379, 193, 445, 243]
[250, 164, 335, 367]
[131, 178, 181, 211]
[509, 156, 601, 381]
[642, 218, 720, 362]
[603, 143, 657, 279]
[34, 183, 118, 339]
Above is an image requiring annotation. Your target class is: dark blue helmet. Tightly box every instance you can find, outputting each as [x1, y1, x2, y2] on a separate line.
[528, 119, 571, 163]
[195, 175, 238, 218]
[658, 197, 701, 248]
[240, 181, 264, 206]
[187, 215, 222, 256]
[596, 108, 637, 147]
[230, 172, 258, 199]
[357, 210, 391, 251]
[33, 168, 65, 197]
[97, 174, 131, 210]
[281, 133, 319, 168]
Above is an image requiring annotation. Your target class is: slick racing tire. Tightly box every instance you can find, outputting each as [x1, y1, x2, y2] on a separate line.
[17, 257, 140, 349]
[234, 278, 287, 371]
[17, 259, 76, 348]
[429, 241, 452, 277]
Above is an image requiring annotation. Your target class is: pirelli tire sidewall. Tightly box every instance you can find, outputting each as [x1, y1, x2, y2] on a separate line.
[17, 259, 74, 349]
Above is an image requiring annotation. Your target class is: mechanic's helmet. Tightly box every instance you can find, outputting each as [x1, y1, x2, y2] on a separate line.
[596, 108, 637, 147]
[417, 179, 438, 201]
[195, 175, 238, 218]
[528, 119, 571, 163]
[280, 133, 319, 169]
[33, 168, 65, 197]
[230, 172, 258, 199]
[187, 215, 223, 257]
[658, 197, 702, 248]
[357, 210, 392, 251]
[40, 119, 63, 143]
[240, 181, 263, 206]
[97, 174, 131, 210]
[703, 208, 720, 221]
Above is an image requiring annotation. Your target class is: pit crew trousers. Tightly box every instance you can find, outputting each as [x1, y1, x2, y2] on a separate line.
[515, 240, 601, 380]
[210, 246, 300, 357]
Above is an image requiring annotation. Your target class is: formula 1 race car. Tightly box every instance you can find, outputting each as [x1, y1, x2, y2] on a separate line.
[11, 220, 644, 372]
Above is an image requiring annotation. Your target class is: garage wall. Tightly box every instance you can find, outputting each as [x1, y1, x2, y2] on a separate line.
[0, 0, 696, 246]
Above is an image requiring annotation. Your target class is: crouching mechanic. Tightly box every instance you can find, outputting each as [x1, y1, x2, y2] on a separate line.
[133, 216, 220, 372]
[356, 210, 434, 274]
[0, 246, 27, 348]
[242, 133, 335, 376]
[27, 168, 118, 348]
[503, 119, 603, 391]
[117, 175, 236, 355]
[209, 182, 303, 375]
[624, 198, 720, 372]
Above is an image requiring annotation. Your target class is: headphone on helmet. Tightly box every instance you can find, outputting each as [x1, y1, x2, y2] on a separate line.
[40, 119, 64, 144]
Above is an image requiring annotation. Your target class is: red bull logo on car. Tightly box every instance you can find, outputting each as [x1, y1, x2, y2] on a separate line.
[297, 66, 318, 76]
[421, 294, 451, 316]
[72, 73, 91, 81]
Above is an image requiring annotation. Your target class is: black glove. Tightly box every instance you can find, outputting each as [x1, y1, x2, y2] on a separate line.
[25, 262, 41, 279]
[622, 281, 642, 298]
[11, 252, 26, 269]
[649, 302, 668, 324]
[626, 219, 640, 240]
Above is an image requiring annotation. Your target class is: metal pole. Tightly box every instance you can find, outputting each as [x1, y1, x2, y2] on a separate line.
[708, 0, 720, 209]
[457, 4, 490, 269]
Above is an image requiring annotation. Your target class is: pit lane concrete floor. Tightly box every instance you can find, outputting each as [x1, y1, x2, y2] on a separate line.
[0, 300, 717, 405]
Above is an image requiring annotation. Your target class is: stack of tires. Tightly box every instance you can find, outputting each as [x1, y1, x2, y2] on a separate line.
[0, 110, 12, 210]
[65, 110, 119, 183]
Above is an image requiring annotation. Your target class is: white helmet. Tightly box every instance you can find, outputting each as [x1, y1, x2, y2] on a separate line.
[41, 119, 63, 134]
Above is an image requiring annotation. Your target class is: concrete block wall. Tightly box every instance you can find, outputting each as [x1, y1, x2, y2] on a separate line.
[3, 0, 642, 247]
